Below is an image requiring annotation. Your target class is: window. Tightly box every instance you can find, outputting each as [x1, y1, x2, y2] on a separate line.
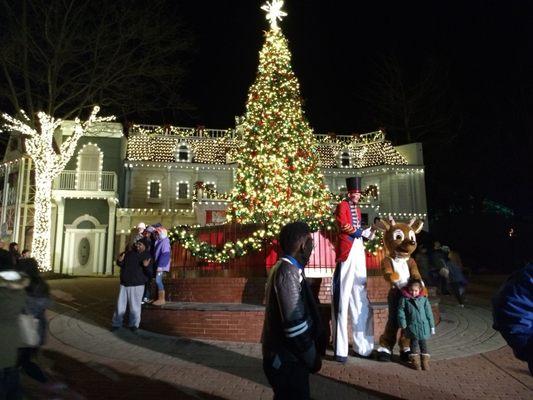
[176, 181, 189, 199]
[340, 151, 350, 167]
[176, 143, 190, 162]
[76, 143, 102, 190]
[203, 181, 217, 198]
[147, 180, 161, 199]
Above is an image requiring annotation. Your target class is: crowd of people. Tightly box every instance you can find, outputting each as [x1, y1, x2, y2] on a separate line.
[111, 223, 171, 332]
[0, 182, 529, 400]
[262, 177, 474, 398]
[414, 241, 469, 306]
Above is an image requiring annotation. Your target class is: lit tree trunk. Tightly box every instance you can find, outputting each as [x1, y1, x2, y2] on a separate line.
[32, 175, 53, 270]
[2, 107, 113, 271]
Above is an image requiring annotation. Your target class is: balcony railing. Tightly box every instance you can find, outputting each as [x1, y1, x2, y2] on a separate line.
[54, 170, 117, 192]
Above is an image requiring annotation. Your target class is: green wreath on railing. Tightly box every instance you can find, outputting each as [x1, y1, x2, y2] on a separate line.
[168, 217, 384, 263]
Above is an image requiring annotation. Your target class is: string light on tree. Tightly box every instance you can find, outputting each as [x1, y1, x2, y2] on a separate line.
[228, 0, 332, 229]
[1, 107, 114, 271]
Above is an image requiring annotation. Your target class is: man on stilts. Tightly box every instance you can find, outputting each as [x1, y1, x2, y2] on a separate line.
[331, 177, 375, 362]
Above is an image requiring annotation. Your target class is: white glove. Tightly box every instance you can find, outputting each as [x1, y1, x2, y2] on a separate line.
[431, 327, 436, 335]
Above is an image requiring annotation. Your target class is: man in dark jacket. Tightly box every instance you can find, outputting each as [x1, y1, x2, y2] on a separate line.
[111, 240, 152, 332]
[262, 221, 323, 400]
[492, 263, 533, 375]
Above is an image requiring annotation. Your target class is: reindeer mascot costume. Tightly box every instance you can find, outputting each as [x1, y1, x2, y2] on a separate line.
[375, 217, 424, 362]
[331, 177, 375, 362]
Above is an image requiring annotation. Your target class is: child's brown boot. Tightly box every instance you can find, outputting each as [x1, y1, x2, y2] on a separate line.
[421, 354, 430, 371]
[409, 353, 421, 370]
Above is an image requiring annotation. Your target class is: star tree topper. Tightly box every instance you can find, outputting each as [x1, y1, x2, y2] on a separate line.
[261, 0, 287, 30]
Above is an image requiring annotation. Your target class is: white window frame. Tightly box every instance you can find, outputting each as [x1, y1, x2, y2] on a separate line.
[147, 179, 161, 202]
[76, 142, 103, 190]
[338, 150, 351, 168]
[176, 181, 190, 199]
[175, 142, 192, 162]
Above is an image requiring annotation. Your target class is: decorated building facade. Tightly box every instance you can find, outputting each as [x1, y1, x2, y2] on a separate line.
[1, 121, 427, 275]
[115, 124, 428, 259]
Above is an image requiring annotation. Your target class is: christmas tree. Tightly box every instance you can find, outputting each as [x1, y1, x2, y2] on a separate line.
[228, 0, 331, 231]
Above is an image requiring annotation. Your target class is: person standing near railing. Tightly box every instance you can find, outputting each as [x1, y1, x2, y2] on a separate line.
[152, 226, 171, 306]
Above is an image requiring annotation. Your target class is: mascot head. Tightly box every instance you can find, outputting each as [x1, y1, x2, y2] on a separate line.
[376, 217, 424, 259]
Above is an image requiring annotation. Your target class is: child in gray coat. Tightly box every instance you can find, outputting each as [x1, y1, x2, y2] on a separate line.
[398, 278, 435, 370]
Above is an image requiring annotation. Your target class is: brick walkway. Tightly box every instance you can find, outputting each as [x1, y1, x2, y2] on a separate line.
[22, 277, 533, 399]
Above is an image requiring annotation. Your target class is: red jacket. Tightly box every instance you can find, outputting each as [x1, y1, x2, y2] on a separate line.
[335, 199, 361, 262]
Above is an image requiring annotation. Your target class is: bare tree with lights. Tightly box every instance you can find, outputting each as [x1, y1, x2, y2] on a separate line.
[1, 107, 113, 271]
[0, 0, 191, 270]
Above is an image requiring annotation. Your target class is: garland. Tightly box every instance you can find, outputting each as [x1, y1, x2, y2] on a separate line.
[364, 230, 384, 256]
[168, 217, 384, 263]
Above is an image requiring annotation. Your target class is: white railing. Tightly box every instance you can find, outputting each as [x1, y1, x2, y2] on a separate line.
[315, 130, 385, 143]
[132, 124, 236, 139]
[132, 124, 384, 143]
[54, 170, 117, 192]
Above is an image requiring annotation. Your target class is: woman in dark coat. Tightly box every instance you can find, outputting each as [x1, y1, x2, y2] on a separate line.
[0, 263, 28, 398]
[16, 257, 51, 383]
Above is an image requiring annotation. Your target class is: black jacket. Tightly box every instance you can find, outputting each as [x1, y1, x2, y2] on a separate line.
[117, 251, 151, 286]
[262, 258, 322, 370]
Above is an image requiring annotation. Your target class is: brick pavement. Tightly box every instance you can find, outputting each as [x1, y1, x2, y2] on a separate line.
[21, 277, 533, 399]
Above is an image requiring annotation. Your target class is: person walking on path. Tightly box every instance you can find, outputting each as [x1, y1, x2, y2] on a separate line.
[152, 226, 171, 306]
[440, 246, 468, 307]
[0, 265, 29, 399]
[16, 257, 51, 384]
[262, 221, 323, 400]
[430, 241, 449, 295]
[331, 177, 375, 362]
[398, 278, 435, 371]
[492, 263, 533, 376]
[112, 240, 152, 332]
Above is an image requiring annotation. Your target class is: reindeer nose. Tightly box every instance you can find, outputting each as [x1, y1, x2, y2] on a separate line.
[408, 240, 416, 246]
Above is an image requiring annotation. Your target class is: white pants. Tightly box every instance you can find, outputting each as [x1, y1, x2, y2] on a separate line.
[112, 285, 145, 328]
[331, 238, 374, 357]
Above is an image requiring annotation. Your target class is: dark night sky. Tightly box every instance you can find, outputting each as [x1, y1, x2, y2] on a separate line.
[1, 0, 532, 219]
[174, 1, 533, 217]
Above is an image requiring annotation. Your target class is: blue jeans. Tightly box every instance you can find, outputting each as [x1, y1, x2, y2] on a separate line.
[0, 367, 22, 400]
[155, 271, 166, 291]
[410, 339, 428, 354]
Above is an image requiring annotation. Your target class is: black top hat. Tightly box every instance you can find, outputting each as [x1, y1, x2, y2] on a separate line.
[346, 177, 362, 193]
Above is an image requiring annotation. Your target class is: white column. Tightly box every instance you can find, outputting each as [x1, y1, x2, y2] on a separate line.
[105, 198, 117, 275]
[53, 197, 65, 273]
[99, 231, 106, 274]
[0, 164, 10, 229]
[63, 231, 73, 275]
[12, 159, 26, 242]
